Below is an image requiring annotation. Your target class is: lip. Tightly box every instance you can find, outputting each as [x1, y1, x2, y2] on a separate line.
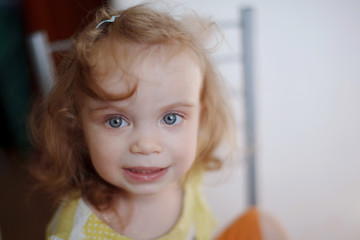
[123, 167, 169, 183]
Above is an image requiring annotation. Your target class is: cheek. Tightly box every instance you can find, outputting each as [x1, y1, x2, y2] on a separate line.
[173, 125, 199, 172]
[183, 139, 198, 167]
[85, 131, 127, 170]
[86, 139, 128, 184]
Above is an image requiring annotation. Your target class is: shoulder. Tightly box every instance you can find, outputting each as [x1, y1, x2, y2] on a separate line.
[46, 196, 93, 240]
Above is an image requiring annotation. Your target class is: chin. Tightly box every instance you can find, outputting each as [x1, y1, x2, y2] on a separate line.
[123, 184, 169, 197]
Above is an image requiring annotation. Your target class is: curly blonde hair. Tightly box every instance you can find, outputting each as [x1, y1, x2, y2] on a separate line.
[29, 3, 235, 210]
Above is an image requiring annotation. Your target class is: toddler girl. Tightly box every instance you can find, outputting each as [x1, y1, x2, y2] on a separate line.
[30, 3, 235, 240]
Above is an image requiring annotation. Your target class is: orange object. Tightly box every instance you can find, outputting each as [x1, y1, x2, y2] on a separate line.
[216, 207, 262, 240]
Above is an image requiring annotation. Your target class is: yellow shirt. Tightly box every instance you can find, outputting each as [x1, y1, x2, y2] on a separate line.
[46, 175, 215, 240]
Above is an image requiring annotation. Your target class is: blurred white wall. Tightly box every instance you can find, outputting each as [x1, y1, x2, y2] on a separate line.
[112, 0, 360, 239]
[256, 1, 360, 239]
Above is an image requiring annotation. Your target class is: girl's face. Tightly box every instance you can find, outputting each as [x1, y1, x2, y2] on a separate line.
[80, 46, 203, 197]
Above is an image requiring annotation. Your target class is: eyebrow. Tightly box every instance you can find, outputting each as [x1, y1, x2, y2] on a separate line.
[89, 101, 196, 113]
[160, 102, 196, 110]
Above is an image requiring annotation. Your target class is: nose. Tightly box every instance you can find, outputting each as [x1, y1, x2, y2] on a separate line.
[130, 134, 163, 155]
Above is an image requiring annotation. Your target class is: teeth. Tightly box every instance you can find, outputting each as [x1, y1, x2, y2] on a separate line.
[128, 168, 162, 174]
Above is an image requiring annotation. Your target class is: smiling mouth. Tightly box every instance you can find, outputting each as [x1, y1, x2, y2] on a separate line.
[123, 167, 169, 183]
[127, 167, 165, 174]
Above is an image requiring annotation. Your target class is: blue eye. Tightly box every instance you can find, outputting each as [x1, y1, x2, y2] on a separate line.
[107, 117, 128, 128]
[162, 113, 182, 125]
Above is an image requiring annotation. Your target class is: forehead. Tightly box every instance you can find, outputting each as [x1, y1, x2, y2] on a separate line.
[91, 38, 203, 97]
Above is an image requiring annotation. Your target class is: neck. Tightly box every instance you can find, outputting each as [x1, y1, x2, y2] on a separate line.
[100, 182, 184, 239]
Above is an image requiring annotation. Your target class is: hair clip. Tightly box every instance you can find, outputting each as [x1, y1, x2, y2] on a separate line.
[95, 15, 121, 30]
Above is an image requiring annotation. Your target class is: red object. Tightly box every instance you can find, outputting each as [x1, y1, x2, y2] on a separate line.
[22, 0, 106, 41]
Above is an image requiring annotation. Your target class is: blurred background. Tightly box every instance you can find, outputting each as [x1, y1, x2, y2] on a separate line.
[0, 0, 359, 239]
